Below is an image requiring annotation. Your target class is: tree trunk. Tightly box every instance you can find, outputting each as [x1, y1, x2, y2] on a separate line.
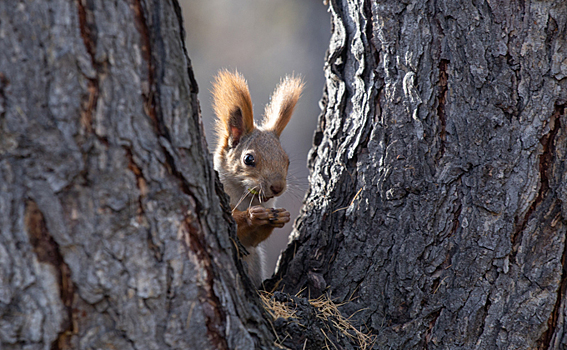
[0, 1, 274, 349]
[272, 0, 567, 349]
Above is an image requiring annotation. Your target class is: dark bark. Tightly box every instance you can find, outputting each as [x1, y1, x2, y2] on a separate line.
[271, 0, 567, 349]
[4, 0, 567, 349]
[0, 1, 274, 349]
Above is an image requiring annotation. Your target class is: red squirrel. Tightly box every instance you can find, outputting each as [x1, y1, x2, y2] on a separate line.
[211, 70, 304, 287]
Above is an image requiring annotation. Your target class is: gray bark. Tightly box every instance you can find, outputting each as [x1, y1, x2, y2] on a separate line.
[0, 1, 274, 349]
[272, 0, 567, 349]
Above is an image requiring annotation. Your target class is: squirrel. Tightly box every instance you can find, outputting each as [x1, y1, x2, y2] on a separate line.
[211, 70, 304, 287]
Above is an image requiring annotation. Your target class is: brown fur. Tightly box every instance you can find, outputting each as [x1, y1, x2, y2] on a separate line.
[211, 70, 303, 286]
[263, 75, 305, 137]
[212, 70, 255, 150]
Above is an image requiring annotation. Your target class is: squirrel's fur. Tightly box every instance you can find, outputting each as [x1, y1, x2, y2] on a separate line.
[212, 70, 304, 287]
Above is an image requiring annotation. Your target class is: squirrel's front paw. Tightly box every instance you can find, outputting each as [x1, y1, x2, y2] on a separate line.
[248, 206, 290, 228]
[267, 208, 291, 228]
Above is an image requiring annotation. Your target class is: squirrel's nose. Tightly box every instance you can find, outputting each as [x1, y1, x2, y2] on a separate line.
[270, 184, 284, 196]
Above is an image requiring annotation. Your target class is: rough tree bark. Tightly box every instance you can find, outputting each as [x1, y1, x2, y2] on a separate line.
[0, 1, 275, 349]
[272, 0, 567, 349]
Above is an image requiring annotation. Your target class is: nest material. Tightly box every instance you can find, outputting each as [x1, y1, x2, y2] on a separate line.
[260, 291, 375, 350]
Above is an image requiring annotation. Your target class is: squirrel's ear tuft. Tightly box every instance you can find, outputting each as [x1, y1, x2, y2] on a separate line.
[212, 70, 255, 149]
[262, 75, 304, 137]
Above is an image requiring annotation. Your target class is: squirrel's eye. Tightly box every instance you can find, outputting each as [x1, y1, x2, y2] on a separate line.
[243, 154, 255, 166]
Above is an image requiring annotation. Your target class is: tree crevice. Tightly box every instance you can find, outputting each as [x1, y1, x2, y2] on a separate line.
[537, 222, 567, 349]
[534, 105, 566, 349]
[424, 309, 441, 349]
[131, 0, 161, 136]
[124, 146, 147, 217]
[512, 104, 563, 257]
[180, 211, 229, 350]
[0, 72, 8, 119]
[436, 59, 449, 162]
[24, 200, 75, 350]
[77, 0, 100, 137]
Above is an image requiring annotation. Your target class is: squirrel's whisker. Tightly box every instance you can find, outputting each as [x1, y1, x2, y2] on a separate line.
[232, 190, 252, 213]
[247, 191, 256, 210]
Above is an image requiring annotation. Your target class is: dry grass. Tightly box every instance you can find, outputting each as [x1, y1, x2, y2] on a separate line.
[309, 294, 375, 350]
[259, 291, 296, 349]
[260, 291, 375, 350]
[259, 291, 298, 320]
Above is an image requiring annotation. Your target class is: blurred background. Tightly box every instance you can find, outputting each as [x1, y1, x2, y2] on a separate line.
[179, 0, 331, 274]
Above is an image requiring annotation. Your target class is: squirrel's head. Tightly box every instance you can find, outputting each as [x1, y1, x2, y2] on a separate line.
[212, 70, 304, 205]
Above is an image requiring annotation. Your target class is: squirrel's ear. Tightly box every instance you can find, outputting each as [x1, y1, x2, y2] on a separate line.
[262, 75, 304, 137]
[227, 107, 247, 147]
[212, 70, 255, 148]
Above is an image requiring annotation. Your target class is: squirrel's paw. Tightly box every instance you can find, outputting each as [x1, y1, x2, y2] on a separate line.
[248, 206, 290, 228]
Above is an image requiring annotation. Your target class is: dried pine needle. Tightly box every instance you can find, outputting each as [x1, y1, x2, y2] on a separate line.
[260, 291, 375, 350]
[259, 291, 297, 320]
[308, 294, 374, 350]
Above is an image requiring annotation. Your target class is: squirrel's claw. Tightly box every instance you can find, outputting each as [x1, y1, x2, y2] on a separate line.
[247, 206, 290, 227]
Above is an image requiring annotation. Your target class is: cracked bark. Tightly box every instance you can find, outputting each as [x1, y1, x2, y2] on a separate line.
[269, 0, 567, 349]
[0, 1, 275, 349]
[3, 0, 567, 349]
